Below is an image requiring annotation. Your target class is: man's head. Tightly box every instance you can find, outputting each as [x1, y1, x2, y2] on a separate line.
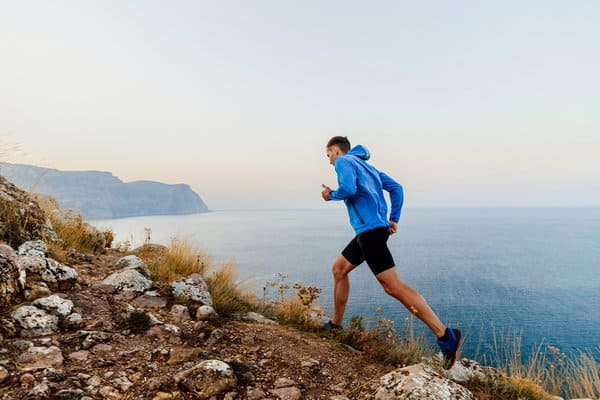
[326, 136, 351, 165]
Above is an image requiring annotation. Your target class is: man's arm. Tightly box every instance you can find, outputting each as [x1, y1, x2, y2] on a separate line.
[380, 171, 403, 222]
[327, 158, 357, 201]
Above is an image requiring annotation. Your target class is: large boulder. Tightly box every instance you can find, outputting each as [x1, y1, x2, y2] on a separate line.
[101, 269, 152, 292]
[174, 359, 237, 398]
[170, 273, 212, 306]
[20, 255, 78, 290]
[31, 294, 74, 317]
[18, 240, 48, 258]
[374, 363, 475, 400]
[0, 244, 25, 307]
[0, 175, 55, 248]
[11, 305, 59, 337]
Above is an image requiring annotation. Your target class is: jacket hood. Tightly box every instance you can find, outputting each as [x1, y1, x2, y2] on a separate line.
[347, 145, 370, 160]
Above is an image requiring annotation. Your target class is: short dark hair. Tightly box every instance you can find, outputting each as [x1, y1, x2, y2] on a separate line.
[327, 136, 351, 153]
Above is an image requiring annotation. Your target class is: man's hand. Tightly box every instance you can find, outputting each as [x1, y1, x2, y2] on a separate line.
[321, 184, 331, 201]
[389, 220, 398, 235]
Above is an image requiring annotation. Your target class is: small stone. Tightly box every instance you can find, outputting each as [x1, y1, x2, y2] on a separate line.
[271, 386, 302, 400]
[131, 294, 168, 309]
[88, 376, 102, 387]
[20, 372, 36, 384]
[224, 392, 237, 400]
[114, 377, 133, 392]
[28, 382, 50, 397]
[68, 350, 90, 362]
[241, 312, 277, 325]
[152, 393, 173, 400]
[99, 385, 122, 400]
[64, 313, 85, 330]
[129, 372, 143, 383]
[167, 347, 203, 366]
[0, 366, 9, 384]
[247, 387, 266, 400]
[330, 396, 350, 400]
[274, 377, 297, 388]
[195, 305, 216, 321]
[301, 358, 320, 368]
[91, 343, 113, 354]
[170, 304, 191, 320]
[207, 329, 224, 346]
[17, 346, 63, 372]
[147, 377, 161, 390]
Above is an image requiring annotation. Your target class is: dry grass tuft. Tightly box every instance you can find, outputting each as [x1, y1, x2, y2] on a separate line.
[205, 263, 256, 317]
[145, 238, 210, 283]
[563, 348, 600, 399]
[475, 330, 600, 399]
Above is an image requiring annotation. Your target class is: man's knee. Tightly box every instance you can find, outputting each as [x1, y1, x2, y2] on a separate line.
[332, 257, 353, 281]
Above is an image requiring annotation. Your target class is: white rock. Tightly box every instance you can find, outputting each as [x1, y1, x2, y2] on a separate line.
[445, 358, 486, 383]
[32, 294, 74, 316]
[375, 363, 475, 400]
[17, 346, 64, 371]
[170, 273, 212, 306]
[11, 305, 58, 337]
[163, 324, 181, 335]
[174, 359, 237, 396]
[115, 255, 150, 277]
[101, 269, 152, 292]
[65, 312, 85, 329]
[20, 256, 78, 285]
[241, 312, 277, 325]
[196, 305, 216, 321]
[116, 255, 144, 269]
[17, 240, 47, 258]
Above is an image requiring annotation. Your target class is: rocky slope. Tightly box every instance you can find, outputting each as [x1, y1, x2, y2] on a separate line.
[0, 175, 582, 400]
[0, 163, 208, 219]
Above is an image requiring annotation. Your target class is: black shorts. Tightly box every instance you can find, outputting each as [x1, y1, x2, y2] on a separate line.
[341, 226, 395, 275]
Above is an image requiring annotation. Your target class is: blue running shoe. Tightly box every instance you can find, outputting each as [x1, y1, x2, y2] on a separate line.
[437, 328, 462, 369]
[321, 320, 342, 331]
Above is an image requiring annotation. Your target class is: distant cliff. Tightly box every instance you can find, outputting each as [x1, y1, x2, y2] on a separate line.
[0, 163, 209, 219]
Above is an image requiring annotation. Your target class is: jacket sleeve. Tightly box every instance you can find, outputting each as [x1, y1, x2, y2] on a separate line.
[380, 171, 403, 222]
[329, 158, 357, 200]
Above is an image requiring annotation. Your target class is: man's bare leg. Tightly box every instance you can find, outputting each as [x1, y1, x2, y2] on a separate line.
[331, 255, 358, 326]
[375, 267, 446, 338]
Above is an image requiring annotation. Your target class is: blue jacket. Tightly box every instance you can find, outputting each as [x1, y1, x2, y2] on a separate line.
[329, 145, 404, 235]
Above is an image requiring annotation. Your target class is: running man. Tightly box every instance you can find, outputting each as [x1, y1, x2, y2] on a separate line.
[320, 136, 461, 369]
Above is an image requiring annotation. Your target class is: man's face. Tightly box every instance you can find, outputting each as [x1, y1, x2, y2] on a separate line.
[326, 146, 341, 165]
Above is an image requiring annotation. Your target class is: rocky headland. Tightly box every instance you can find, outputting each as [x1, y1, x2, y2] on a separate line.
[0, 163, 208, 219]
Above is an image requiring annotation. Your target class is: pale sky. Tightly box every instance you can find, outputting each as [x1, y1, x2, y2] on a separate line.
[1, 1, 599, 209]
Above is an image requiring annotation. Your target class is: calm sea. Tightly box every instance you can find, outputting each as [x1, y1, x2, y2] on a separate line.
[91, 207, 600, 362]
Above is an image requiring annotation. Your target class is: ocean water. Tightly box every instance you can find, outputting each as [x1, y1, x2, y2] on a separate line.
[91, 207, 600, 362]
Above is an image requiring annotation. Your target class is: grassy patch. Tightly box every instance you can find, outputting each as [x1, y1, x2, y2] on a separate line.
[144, 238, 210, 282]
[35, 194, 110, 260]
